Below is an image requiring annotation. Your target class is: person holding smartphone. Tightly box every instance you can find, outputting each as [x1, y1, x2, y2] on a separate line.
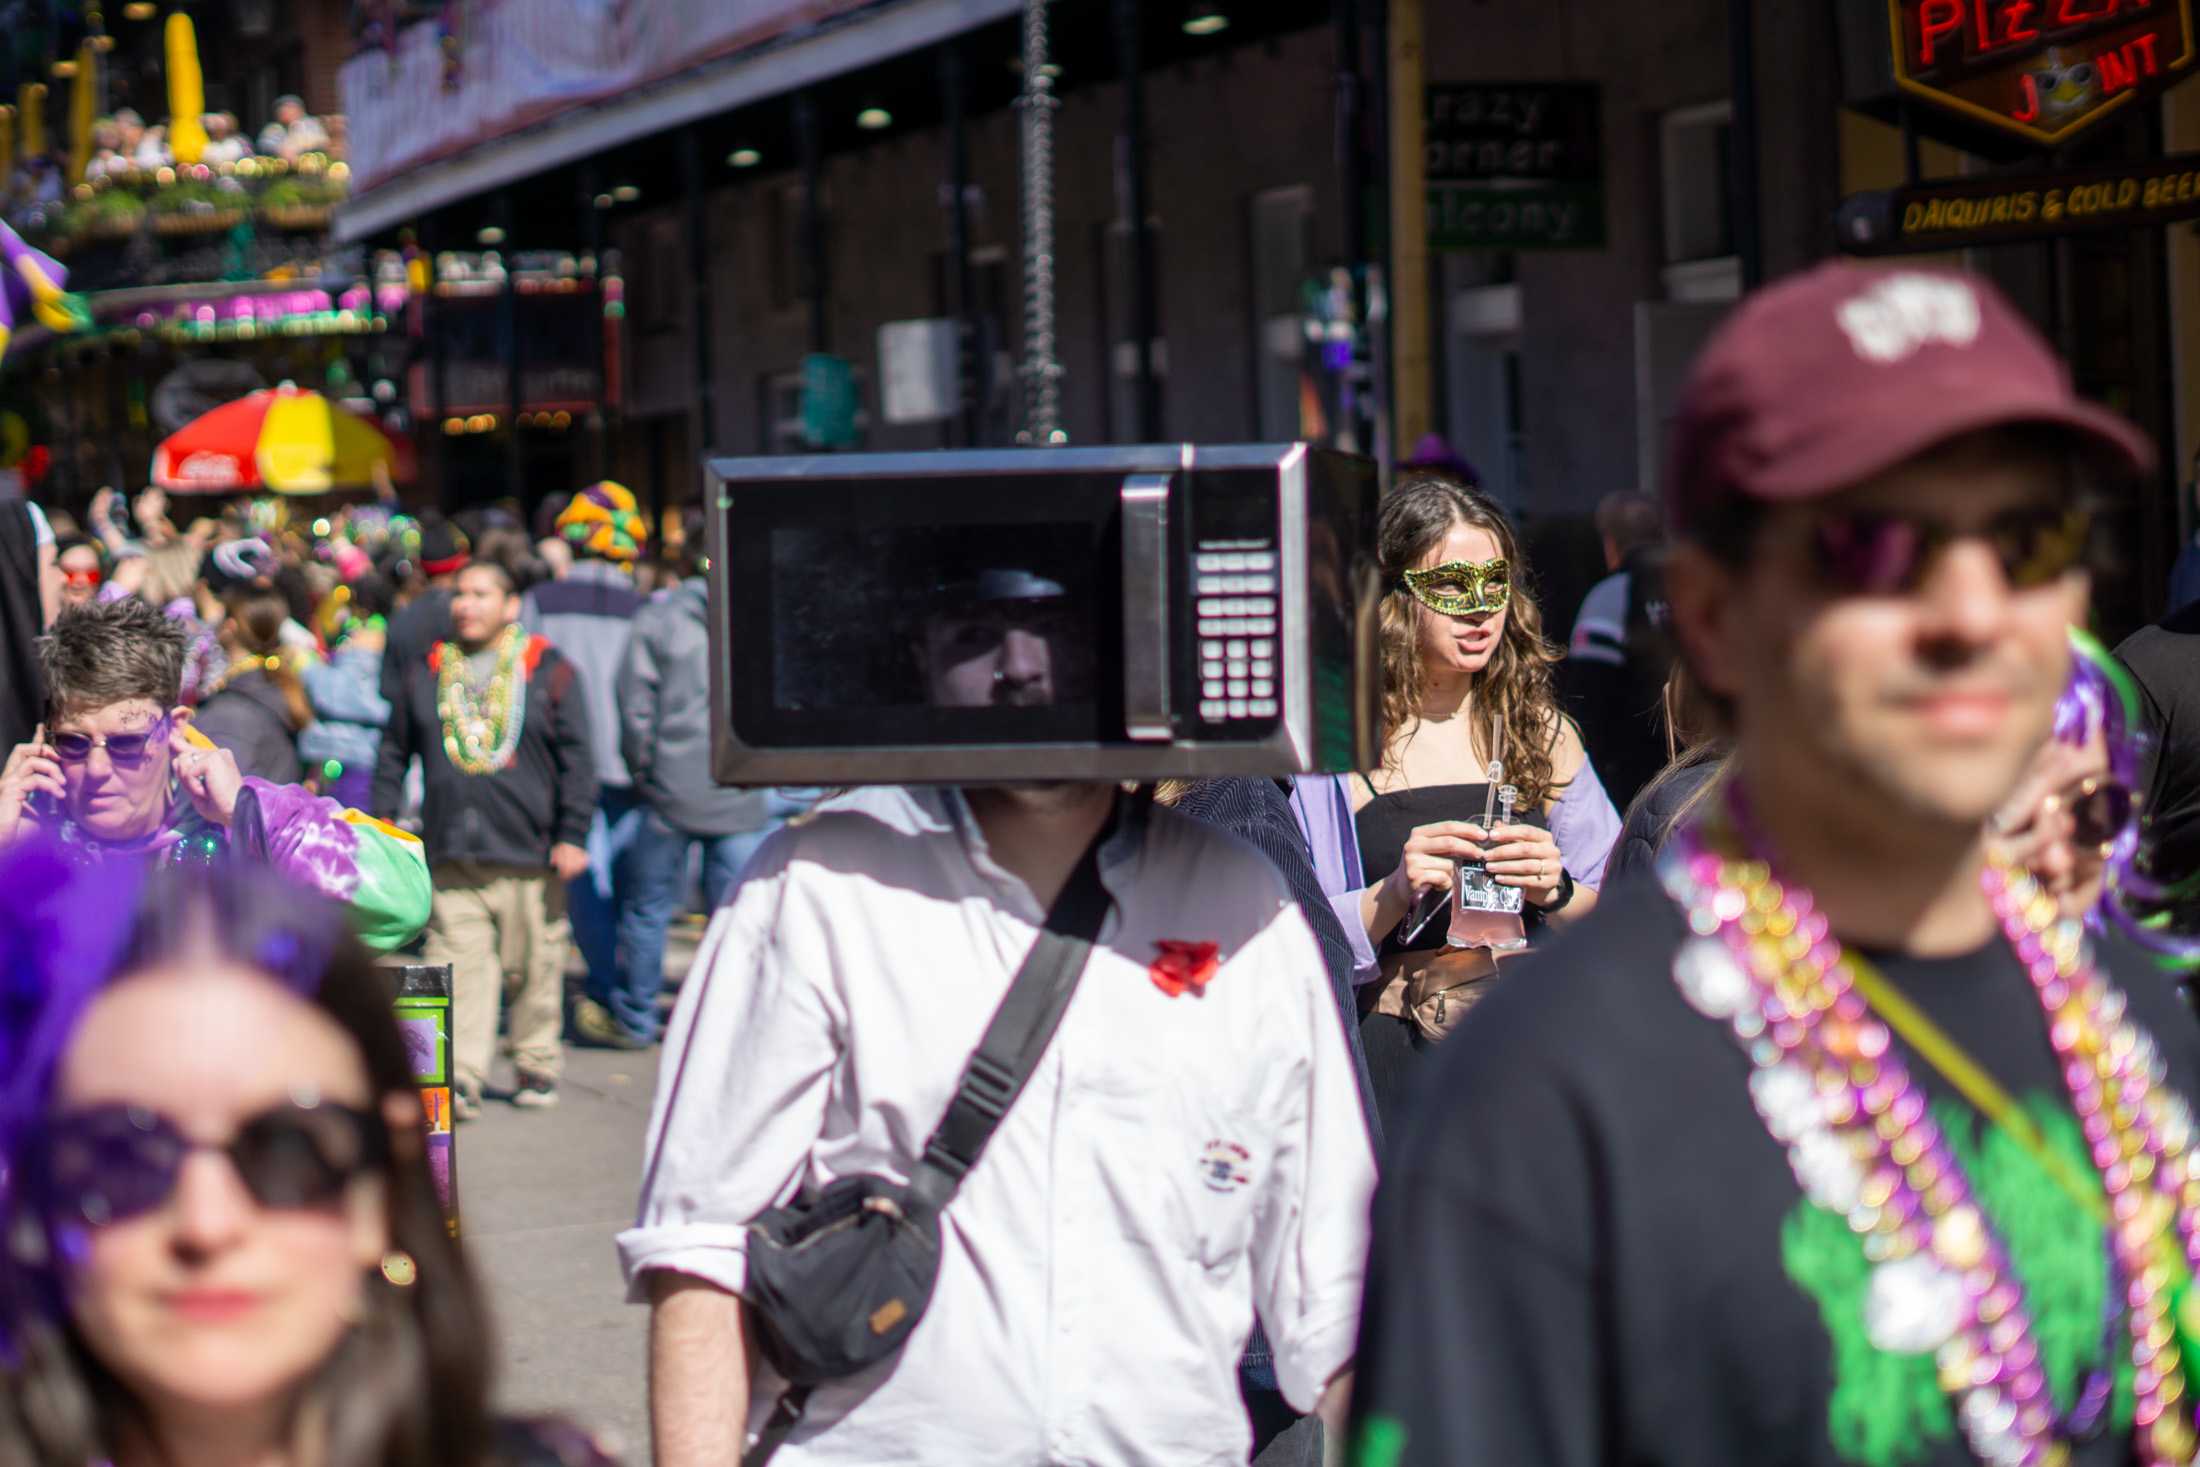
[0, 597, 429, 954]
[1346, 474, 1619, 1124]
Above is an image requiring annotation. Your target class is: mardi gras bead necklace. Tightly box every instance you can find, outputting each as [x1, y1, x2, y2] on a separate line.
[1659, 801, 2200, 1467]
[436, 625, 528, 775]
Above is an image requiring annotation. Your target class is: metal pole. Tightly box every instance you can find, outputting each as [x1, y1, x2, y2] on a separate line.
[1115, 0, 1160, 441]
[424, 221, 452, 510]
[1727, 0, 1765, 289]
[1335, 0, 1368, 454]
[581, 159, 610, 482]
[683, 127, 718, 464]
[1018, 0, 1062, 444]
[943, 41, 981, 447]
[796, 91, 828, 356]
[499, 192, 524, 505]
[1385, 0, 1431, 456]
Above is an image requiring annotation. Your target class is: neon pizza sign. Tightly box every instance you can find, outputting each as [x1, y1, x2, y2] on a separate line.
[1891, 0, 2197, 145]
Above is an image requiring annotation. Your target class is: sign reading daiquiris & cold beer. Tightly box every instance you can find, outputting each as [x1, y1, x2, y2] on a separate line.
[1838, 150, 2200, 252]
[1893, 0, 2196, 145]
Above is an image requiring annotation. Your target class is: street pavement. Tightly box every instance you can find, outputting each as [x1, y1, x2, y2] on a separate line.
[456, 922, 697, 1464]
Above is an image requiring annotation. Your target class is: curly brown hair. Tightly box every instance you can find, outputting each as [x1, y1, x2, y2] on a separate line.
[1377, 472, 1568, 805]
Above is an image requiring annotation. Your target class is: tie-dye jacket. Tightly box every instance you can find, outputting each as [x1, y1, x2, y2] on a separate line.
[38, 775, 430, 952]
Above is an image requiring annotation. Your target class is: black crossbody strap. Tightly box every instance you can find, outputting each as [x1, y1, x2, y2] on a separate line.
[908, 824, 1115, 1213]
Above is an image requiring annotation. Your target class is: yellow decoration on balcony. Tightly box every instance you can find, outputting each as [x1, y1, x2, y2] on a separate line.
[19, 84, 44, 161]
[66, 41, 94, 185]
[166, 12, 207, 166]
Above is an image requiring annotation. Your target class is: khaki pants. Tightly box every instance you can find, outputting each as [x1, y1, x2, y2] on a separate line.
[425, 862, 570, 1093]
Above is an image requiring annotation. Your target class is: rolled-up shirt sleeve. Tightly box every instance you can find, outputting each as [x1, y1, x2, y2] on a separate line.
[617, 834, 840, 1301]
[1247, 906, 1377, 1411]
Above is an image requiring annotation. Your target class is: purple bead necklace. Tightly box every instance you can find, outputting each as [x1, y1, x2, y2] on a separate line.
[1660, 809, 2200, 1467]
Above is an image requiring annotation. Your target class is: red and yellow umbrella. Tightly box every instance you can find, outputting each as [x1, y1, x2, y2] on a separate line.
[151, 385, 400, 494]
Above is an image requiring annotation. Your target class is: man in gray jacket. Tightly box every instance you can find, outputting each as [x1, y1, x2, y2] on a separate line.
[574, 523, 794, 1048]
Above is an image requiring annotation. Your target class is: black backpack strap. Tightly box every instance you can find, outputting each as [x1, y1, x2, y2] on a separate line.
[741, 1385, 810, 1467]
[907, 816, 1116, 1214]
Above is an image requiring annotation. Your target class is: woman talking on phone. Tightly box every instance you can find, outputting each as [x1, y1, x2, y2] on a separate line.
[0, 845, 618, 1467]
[1348, 473, 1620, 1121]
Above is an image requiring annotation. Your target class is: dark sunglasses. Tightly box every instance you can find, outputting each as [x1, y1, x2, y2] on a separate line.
[2061, 774, 2135, 853]
[33, 1099, 389, 1227]
[49, 716, 170, 766]
[1809, 505, 2091, 596]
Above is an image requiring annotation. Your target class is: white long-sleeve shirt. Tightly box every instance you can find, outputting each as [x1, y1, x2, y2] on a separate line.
[618, 786, 1374, 1466]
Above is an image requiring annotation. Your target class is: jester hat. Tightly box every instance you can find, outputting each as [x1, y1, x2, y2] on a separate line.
[554, 480, 648, 563]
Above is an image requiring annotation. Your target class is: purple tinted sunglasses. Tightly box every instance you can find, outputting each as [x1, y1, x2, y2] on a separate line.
[31, 1099, 387, 1226]
[1809, 504, 2090, 596]
[48, 715, 172, 768]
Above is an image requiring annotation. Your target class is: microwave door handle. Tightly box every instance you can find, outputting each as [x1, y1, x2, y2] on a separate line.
[1120, 473, 1174, 741]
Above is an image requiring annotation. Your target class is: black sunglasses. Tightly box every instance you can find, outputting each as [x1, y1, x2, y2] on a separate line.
[1809, 505, 2091, 596]
[48, 715, 170, 767]
[33, 1099, 389, 1227]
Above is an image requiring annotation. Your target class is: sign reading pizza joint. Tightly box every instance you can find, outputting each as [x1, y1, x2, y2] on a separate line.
[1892, 0, 2197, 146]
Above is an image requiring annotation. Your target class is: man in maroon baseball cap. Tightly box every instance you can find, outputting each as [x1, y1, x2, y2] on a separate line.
[1349, 262, 2200, 1467]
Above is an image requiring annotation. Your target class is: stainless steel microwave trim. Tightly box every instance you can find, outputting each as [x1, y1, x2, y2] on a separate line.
[1274, 443, 1314, 768]
[1119, 472, 1174, 742]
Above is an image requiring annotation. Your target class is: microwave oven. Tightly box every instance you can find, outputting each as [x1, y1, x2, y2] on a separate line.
[703, 443, 1381, 786]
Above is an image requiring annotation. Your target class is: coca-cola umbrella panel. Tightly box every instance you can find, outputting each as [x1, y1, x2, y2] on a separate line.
[150, 384, 401, 494]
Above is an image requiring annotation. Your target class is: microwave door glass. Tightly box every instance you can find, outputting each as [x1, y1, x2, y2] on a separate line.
[742, 518, 1120, 748]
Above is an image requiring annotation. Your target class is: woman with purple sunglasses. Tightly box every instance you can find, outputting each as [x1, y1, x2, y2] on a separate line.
[0, 597, 428, 952]
[0, 843, 619, 1467]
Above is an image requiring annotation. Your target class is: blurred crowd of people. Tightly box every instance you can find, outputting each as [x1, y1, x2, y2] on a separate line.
[6, 93, 345, 217]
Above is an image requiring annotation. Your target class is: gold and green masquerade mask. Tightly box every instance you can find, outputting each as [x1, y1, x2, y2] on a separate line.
[1402, 558, 1512, 617]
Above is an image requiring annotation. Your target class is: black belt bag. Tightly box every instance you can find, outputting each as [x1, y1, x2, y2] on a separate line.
[739, 828, 1114, 1463]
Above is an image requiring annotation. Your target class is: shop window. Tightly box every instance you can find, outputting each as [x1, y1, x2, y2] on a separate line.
[1660, 100, 1740, 303]
[1251, 185, 1314, 442]
[1441, 254, 1526, 506]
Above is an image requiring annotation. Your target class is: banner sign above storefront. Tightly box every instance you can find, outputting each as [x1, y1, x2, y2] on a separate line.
[1424, 82, 1605, 250]
[1891, 0, 2198, 147]
[1836, 151, 2200, 253]
[340, 0, 871, 192]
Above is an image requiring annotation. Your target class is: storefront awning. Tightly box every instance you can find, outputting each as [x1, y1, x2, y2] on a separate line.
[336, 0, 1022, 244]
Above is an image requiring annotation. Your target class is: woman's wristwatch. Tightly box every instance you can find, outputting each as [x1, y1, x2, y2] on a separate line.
[1536, 866, 1576, 913]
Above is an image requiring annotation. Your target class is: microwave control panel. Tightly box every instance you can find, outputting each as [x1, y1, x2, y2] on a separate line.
[1193, 538, 1281, 726]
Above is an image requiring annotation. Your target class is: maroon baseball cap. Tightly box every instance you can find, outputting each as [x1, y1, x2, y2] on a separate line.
[1666, 261, 2153, 535]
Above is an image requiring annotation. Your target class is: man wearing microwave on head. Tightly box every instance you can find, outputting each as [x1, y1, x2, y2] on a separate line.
[620, 561, 1374, 1465]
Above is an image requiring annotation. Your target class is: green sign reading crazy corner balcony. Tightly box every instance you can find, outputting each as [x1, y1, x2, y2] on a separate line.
[1424, 83, 1606, 250]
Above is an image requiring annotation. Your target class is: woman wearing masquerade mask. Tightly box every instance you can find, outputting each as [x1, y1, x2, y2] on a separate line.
[0, 846, 618, 1467]
[1348, 473, 1620, 1119]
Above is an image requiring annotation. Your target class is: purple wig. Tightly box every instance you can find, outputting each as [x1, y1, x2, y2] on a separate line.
[0, 836, 351, 1361]
[2056, 630, 2200, 966]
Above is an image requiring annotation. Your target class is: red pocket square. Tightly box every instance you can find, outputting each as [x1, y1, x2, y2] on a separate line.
[1149, 940, 1222, 998]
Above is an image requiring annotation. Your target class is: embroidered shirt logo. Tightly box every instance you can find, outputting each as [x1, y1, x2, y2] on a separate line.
[1149, 940, 1222, 998]
[1835, 274, 1981, 364]
[1199, 1139, 1252, 1193]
